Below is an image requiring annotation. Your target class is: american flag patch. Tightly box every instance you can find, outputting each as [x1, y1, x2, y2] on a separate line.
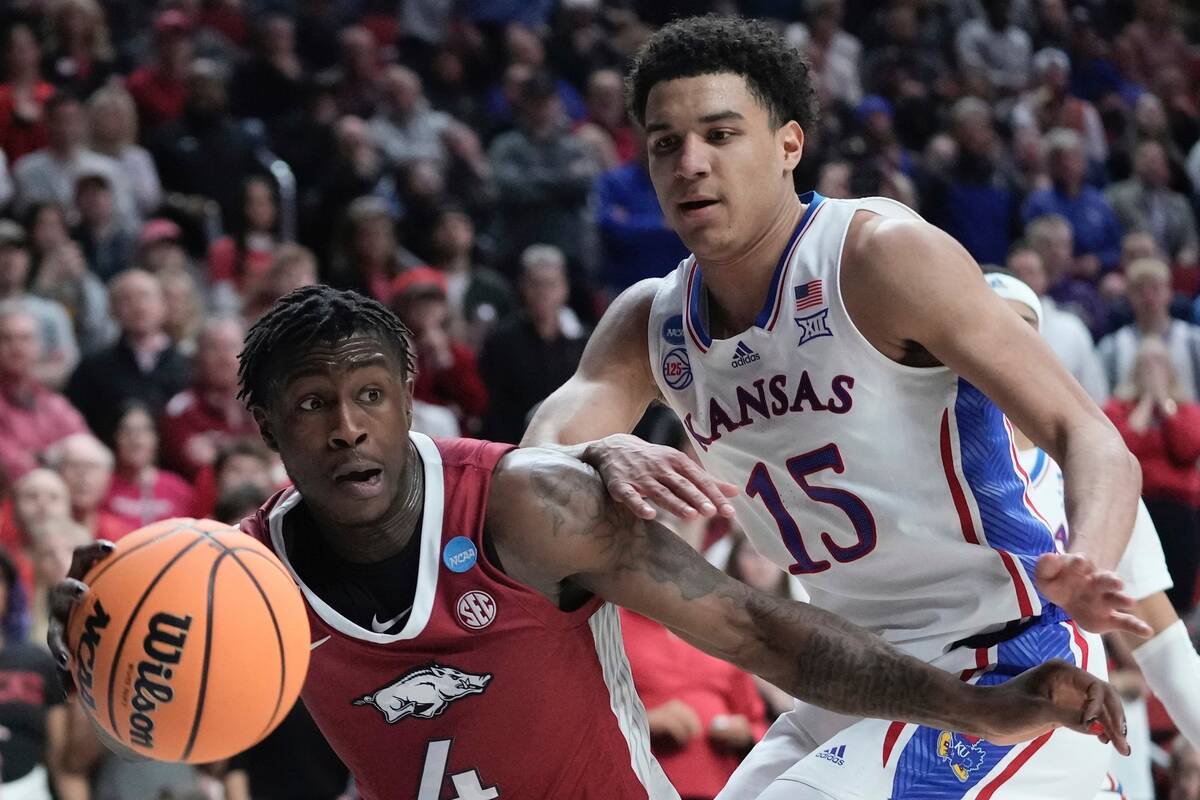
[794, 280, 823, 312]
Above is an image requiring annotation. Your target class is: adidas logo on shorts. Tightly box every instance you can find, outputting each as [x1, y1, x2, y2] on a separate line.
[816, 744, 846, 766]
[731, 341, 761, 368]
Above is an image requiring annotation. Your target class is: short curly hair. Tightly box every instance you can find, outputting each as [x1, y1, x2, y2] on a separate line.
[626, 15, 818, 132]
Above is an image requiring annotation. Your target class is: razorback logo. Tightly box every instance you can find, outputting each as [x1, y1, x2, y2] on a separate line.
[353, 664, 491, 723]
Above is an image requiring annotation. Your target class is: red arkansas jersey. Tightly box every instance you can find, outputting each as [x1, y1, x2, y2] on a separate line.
[242, 432, 677, 800]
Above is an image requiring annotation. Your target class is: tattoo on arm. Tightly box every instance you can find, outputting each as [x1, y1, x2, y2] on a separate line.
[527, 457, 977, 728]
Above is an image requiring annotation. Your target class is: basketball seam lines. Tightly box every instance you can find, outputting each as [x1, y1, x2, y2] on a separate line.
[221, 547, 290, 744]
[179, 548, 222, 762]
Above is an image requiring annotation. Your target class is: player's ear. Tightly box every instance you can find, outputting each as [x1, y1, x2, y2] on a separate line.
[403, 376, 415, 429]
[251, 406, 279, 452]
[780, 120, 804, 172]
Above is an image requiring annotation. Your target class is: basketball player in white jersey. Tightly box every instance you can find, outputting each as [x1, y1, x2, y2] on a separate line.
[988, 272, 1200, 798]
[524, 15, 1153, 800]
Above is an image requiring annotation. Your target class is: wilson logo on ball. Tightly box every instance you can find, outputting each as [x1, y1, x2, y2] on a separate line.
[76, 599, 111, 711]
[129, 612, 193, 749]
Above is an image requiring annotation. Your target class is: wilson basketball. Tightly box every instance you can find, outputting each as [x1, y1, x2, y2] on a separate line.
[65, 517, 311, 764]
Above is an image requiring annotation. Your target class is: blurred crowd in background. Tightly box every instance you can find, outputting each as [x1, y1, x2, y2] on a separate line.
[0, 0, 1198, 798]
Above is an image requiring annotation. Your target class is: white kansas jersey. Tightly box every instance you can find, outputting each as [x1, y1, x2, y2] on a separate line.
[649, 192, 1059, 662]
[1018, 447, 1173, 601]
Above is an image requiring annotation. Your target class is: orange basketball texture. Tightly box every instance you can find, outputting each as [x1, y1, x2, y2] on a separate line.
[66, 518, 311, 764]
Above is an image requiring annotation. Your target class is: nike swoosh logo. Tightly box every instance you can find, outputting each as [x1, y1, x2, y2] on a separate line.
[310, 635, 331, 650]
[370, 607, 412, 633]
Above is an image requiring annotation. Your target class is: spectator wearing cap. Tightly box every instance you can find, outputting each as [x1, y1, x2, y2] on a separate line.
[159, 316, 256, 480]
[87, 86, 162, 218]
[1011, 48, 1107, 166]
[389, 267, 489, 432]
[922, 97, 1020, 267]
[137, 217, 190, 275]
[0, 24, 55, 164]
[595, 147, 689, 296]
[31, 240, 116, 357]
[480, 244, 588, 443]
[0, 221, 79, 387]
[488, 72, 599, 278]
[328, 196, 420, 301]
[66, 269, 191, 441]
[43, 433, 132, 542]
[1106, 141, 1199, 270]
[422, 207, 513, 350]
[72, 170, 136, 282]
[0, 303, 88, 486]
[1099, 258, 1200, 403]
[125, 9, 194, 131]
[954, 0, 1032, 97]
[149, 58, 260, 231]
[1022, 128, 1124, 275]
[11, 93, 138, 230]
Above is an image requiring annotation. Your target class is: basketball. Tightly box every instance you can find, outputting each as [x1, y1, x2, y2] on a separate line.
[65, 518, 311, 764]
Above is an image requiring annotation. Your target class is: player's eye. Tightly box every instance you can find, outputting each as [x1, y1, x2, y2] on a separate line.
[298, 396, 322, 411]
[708, 129, 735, 142]
[652, 135, 679, 153]
[359, 387, 382, 403]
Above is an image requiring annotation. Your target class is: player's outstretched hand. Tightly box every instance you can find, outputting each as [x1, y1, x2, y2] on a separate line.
[47, 540, 116, 693]
[982, 659, 1129, 754]
[1036, 552, 1153, 638]
[580, 433, 739, 521]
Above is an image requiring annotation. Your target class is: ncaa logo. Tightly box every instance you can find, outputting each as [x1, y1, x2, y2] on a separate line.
[662, 315, 685, 346]
[661, 347, 693, 390]
[456, 591, 497, 630]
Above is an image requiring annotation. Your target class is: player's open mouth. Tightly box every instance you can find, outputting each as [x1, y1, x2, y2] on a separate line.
[678, 199, 719, 213]
[333, 467, 384, 498]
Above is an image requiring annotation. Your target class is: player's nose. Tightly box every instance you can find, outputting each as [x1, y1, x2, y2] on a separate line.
[328, 402, 369, 449]
[674, 133, 711, 180]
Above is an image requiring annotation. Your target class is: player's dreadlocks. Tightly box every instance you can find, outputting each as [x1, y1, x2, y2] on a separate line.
[237, 285, 415, 409]
[626, 15, 818, 132]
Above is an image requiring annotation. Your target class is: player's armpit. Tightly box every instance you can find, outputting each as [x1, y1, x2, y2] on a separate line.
[521, 279, 660, 448]
[844, 215, 1139, 580]
[488, 449, 1129, 751]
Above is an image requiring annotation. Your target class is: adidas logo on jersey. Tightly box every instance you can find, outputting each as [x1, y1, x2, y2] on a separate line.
[816, 744, 846, 766]
[731, 341, 761, 368]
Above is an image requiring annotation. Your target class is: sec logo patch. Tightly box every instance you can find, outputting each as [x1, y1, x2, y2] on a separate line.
[456, 591, 497, 630]
[661, 347, 693, 391]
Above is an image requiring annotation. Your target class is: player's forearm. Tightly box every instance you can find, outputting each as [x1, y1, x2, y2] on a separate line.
[1060, 421, 1141, 570]
[727, 590, 994, 736]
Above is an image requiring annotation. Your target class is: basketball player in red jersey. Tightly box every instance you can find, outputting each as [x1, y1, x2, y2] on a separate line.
[49, 287, 1127, 799]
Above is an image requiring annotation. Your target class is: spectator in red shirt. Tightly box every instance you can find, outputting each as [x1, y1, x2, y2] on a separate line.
[207, 175, 282, 308]
[0, 468, 71, 595]
[160, 316, 255, 479]
[389, 267, 489, 432]
[0, 24, 55, 163]
[125, 11, 193, 132]
[620, 511, 768, 800]
[189, 437, 281, 520]
[1105, 336, 1200, 612]
[43, 433, 133, 543]
[0, 303, 88, 485]
[102, 401, 193, 530]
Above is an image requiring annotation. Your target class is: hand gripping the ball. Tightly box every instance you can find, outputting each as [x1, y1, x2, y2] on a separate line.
[47, 540, 115, 694]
